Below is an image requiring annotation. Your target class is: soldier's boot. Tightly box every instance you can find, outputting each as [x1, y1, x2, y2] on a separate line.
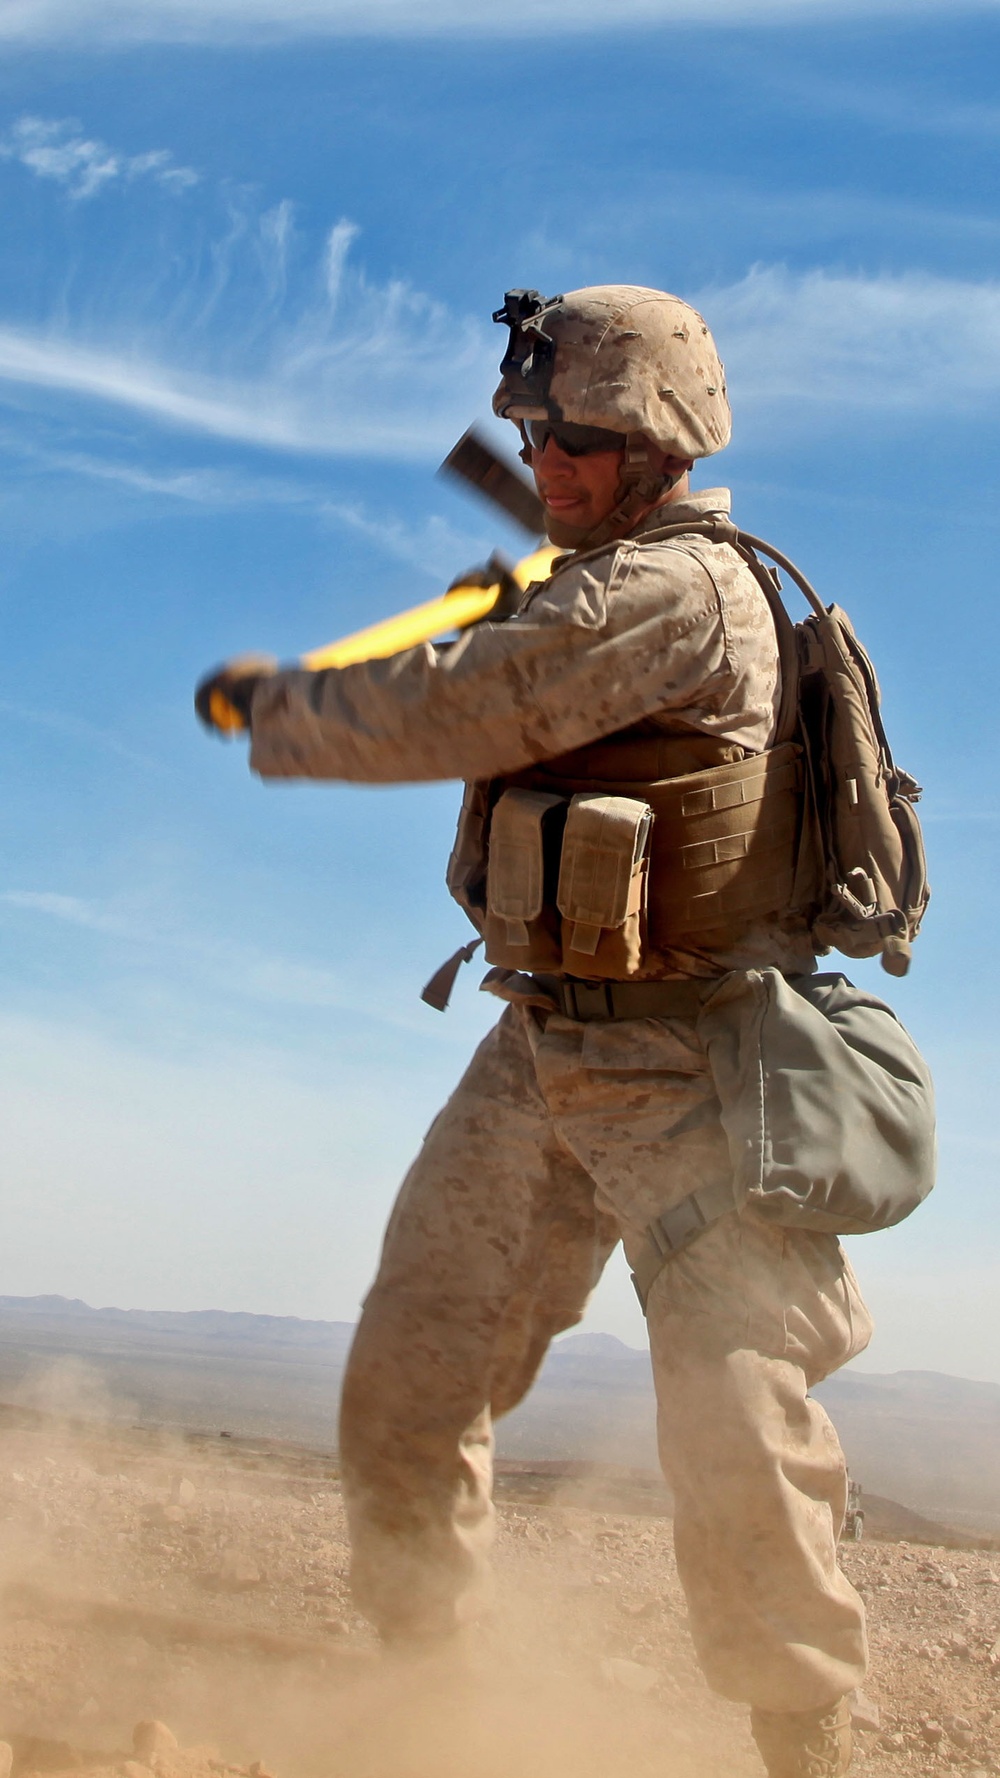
[750, 1697, 852, 1777]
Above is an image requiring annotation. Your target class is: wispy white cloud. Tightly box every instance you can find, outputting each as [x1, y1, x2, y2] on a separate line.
[3, 449, 267, 505]
[0, 698, 169, 775]
[779, 76, 1000, 146]
[705, 265, 1000, 418]
[1, 259, 999, 461]
[1, 157, 998, 465]
[12, 144, 990, 467]
[2, 890, 119, 930]
[324, 219, 360, 309]
[519, 178, 1000, 302]
[0, 317, 483, 457]
[0, 0, 995, 41]
[0, 215, 491, 459]
[0, 115, 198, 199]
[0, 439, 495, 580]
[330, 503, 497, 582]
[0, 885, 430, 1029]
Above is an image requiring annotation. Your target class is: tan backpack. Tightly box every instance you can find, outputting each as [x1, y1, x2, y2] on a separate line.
[634, 516, 929, 975]
[723, 522, 929, 976]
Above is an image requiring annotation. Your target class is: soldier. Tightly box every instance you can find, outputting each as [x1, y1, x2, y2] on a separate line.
[196, 286, 875, 1777]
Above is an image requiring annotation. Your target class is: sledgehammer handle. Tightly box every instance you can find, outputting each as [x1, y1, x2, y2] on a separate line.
[301, 542, 557, 672]
[301, 583, 504, 671]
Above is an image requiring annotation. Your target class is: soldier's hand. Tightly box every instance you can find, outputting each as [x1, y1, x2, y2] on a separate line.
[447, 551, 521, 622]
[195, 654, 278, 735]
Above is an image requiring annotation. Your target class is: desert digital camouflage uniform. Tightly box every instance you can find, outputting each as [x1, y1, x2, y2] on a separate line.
[248, 486, 873, 1712]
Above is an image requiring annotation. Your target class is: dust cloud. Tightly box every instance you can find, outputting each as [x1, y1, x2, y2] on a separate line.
[1, 1363, 998, 1777]
[0, 1361, 753, 1778]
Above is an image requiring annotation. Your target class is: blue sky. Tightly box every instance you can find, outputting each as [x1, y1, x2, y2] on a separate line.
[0, 1, 998, 1382]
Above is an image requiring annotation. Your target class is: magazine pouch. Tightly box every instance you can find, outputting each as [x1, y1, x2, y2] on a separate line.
[557, 793, 652, 979]
[484, 787, 565, 969]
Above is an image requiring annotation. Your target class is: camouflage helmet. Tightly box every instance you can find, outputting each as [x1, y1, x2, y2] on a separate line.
[492, 284, 731, 546]
[492, 284, 731, 459]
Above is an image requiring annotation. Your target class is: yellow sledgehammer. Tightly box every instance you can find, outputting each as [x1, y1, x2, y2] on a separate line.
[206, 430, 554, 734]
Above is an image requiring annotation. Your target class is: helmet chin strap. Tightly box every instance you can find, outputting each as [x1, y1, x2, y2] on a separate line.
[543, 434, 682, 552]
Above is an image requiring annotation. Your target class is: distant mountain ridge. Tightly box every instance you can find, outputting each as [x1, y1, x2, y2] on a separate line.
[0, 1296, 354, 1346]
[0, 1296, 996, 1533]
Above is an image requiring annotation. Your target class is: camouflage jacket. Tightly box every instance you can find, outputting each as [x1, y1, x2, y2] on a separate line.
[249, 488, 815, 973]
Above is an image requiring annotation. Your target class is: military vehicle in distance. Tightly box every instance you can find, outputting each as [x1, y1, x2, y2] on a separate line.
[844, 1478, 865, 1541]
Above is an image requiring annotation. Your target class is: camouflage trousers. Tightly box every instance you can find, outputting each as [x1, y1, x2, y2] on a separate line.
[339, 1000, 873, 1712]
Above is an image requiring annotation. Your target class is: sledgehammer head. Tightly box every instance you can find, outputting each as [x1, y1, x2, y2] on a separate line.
[439, 427, 545, 536]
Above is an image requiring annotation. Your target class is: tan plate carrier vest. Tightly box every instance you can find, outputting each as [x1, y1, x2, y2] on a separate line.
[446, 520, 819, 981]
[448, 733, 810, 980]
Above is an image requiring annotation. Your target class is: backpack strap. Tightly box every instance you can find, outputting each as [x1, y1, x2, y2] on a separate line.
[635, 515, 821, 748]
[730, 538, 800, 748]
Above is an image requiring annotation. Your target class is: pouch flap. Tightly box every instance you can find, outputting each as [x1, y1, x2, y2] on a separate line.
[487, 788, 564, 942]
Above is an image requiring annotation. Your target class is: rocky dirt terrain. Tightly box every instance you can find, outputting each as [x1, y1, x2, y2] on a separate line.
[0, 1404, 998, 1778]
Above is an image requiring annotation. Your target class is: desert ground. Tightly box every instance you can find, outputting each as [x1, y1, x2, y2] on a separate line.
[0, 1405, 997, 1778]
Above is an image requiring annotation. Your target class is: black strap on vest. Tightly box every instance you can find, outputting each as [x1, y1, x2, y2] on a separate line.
[532, 974, 711, 1023]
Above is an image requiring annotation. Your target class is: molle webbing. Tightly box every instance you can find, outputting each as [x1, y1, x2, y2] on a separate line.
[647, 743, 803, 937]
[506, 734, 805, 946]
[528, 731, 748, 782]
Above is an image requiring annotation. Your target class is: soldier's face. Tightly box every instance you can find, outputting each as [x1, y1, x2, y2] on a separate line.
[529, 434, 626, 533]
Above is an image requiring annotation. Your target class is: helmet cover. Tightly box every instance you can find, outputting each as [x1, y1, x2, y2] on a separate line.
[492, 284, 731, 462]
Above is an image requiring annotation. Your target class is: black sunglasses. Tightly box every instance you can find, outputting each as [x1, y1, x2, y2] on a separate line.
[524, 419, 625, 458]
